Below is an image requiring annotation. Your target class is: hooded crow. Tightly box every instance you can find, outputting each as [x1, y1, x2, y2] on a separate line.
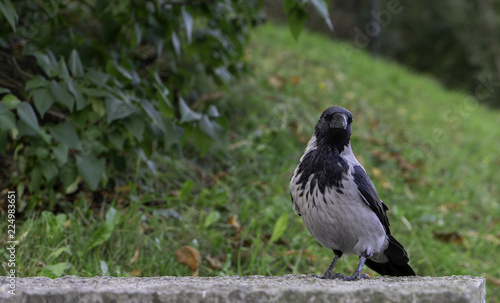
[290, 106, 415, 280]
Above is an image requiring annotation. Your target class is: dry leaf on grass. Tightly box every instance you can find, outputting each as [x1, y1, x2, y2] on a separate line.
[289, 76, 301, 86]
[129, 268, 141, 277]
[205, 255, 223, 270]
[268, 75, 284, 89]
[432, 231, 465, 245]
[228, 214, 241, 230]
[175, 246, 200, 276]
[129, 245, 139, 265]
[485, 274, 500, 287]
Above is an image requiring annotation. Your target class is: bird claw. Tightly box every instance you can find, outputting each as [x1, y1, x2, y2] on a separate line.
[343, 273, 370, 281]
[314, 271, 345, 280]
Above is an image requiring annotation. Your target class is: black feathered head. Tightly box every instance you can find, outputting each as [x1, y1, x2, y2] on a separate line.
[314, 107, 353, 151]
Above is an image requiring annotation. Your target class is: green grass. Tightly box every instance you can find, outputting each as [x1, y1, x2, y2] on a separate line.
[3, 23, 500, 301]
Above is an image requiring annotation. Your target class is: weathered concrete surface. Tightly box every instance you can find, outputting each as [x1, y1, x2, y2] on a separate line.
[0, 275, 485, 303]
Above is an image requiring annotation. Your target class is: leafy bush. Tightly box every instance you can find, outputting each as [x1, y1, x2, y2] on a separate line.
[0, 0, 263, 205]
[0, 0, 330, 210]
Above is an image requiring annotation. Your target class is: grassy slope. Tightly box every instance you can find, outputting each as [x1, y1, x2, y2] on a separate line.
[5, 24, 500, 301]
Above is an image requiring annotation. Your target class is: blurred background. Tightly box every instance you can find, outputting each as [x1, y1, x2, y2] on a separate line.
[1, 0, 499, 302]
[266, 0, 500, 107]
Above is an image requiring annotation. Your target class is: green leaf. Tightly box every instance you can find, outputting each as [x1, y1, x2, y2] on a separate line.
[172, 31, 181, 57]
[179, 180, 194, 200]
[105, 62, 132, 84]
[60, 162, 78, 194]
[0, 102, 16, 130]
[179, 97, 201, 123]
[214, 66, 232, 83]
[100, 260, 109, 276]
[43, 262, 71, 277]
[105, 206, 120, 228]
[163, 118, 184, 148]
[199, 114, 224, 142]
[108, 131, 125, 150]
[28, 166, 43, 193]
[182, 6, 193, 44]
[284, 0, 309, 40]
[40, 160, 59, 182]
[49, 121, 80, 149]
[16, 119, 38, 137]
[207, 105, 220, 118]
[76, 153, 105, 190]
[17, 102, 40, 133]
[0, 87, 10, 94]
[123, 115, 145, 141]
[204, 210, 221, 228]
[69, 49, 84, 77]
[86, 69, 110, 87]
[66, 80, 86, 110]
[309, 0, 333, 31]
[87, 207, 119, 250]
[142, 100, 166, 134]
[33, 52, 57, 77]
[0, 0, 18, 31]
[131, 23, 142, 47]
[105, 96, 135, 123]
[26, 75, 49, 90]
[192, 126, 211, 157]
[36, 146, 49, 159]
[1, 93, 20, 109]
[50, 80, 75, 111]
[269, 213, 288, 244]
[52, 144, 68, 165]
[82, 87, 110, 98]
[32, 88, 54, 118]
[48, 246, 71, 260]
[57, 57, 71, 79]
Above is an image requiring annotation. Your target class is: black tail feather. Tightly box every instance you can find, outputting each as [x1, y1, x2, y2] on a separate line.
[365, 235, 416, 276]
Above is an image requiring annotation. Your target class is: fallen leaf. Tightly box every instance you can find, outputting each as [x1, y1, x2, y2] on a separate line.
[433, 231, 464, 245]
[485, 274, 500, 287]
[205, 255, 223, 270]
[117, 185, 130, 193]
[268, 75, 284, 89]
[228, 214, 241, 230]
[175, 246, 200, 276]
[289, 76, 301, 86]
[64, 219, 71, 229]
[129, 245, 139, 265]
[129, 268, 141, 277]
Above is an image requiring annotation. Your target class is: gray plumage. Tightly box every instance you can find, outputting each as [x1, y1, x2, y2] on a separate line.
[290, 106, 415, 280]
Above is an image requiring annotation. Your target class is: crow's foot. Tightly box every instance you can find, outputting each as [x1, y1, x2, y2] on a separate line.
[314, 271, 345, 279]
[343, 273, 370, 281]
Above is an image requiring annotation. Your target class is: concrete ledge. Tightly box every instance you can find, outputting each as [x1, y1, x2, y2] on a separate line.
[0, 275, 485, 303]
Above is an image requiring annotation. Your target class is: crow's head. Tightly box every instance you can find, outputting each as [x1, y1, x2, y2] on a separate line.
[314, 107, 353, 149]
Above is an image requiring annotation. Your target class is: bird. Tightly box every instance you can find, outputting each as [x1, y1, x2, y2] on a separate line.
[289, 106, 415, 280]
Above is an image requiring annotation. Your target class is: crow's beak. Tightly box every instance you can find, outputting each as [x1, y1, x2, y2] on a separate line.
[329, 113, 348, 130]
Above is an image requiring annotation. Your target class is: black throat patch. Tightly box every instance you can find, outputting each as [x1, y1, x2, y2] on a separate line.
[295, 146, 349, 195]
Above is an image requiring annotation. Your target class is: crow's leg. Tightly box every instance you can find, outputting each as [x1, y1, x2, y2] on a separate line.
[344, 250, 370, 281]
[315, 250, 345, 279]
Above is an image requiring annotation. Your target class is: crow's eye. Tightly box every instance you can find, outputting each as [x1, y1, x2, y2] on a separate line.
[348, 117, 353, 124]
[324, 114, 333, 122]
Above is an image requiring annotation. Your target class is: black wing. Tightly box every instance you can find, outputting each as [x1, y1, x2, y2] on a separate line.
[352, 165, 415, 276]
[352, 165, 391, 234]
